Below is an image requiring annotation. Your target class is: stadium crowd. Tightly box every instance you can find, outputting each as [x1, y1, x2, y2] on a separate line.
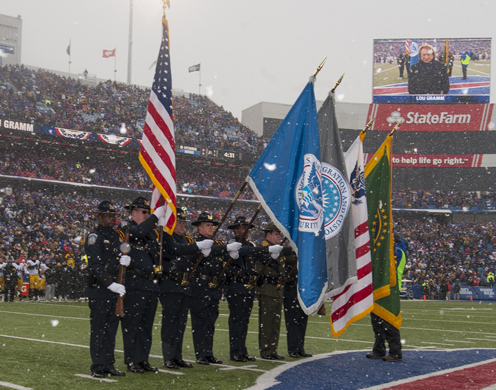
[374, 39, 491, 63]
[0, 185, 495, 301]
[0, 188, 268, 301]
[0, 64, 264, 153]
[1, 136, 494, 207]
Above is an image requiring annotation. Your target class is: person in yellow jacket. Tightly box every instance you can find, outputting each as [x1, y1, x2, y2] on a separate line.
[461, 51, 471, 80]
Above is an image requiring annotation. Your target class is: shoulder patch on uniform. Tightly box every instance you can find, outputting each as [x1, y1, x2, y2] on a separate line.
[214, 239, 223, 245]
[185, 235, 194, 243]
[261, 240, 270, 247]
[88, 233, 98, 246]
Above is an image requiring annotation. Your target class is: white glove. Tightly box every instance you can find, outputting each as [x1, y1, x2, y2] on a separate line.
[158, 216, 167, 226]
[119, 255, 131, 267]
[107, 282, 126, 297]
[196, 239, 213, 257]
[226, 242, 242, 252]
[226, 242, 242, 260]
[269, 245, 284, 259]
[153, 205, 167, 219]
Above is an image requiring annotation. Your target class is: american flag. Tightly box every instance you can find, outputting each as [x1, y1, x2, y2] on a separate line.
[330, 132, 374, 337]
[139, 16, 176, 234]
[405, 39, 412, 55]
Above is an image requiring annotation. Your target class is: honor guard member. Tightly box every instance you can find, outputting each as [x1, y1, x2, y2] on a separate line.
[256, 222, 292, 360]
[85, 200, 127, 378]
[366, 234, 404, 362]
[3, 258, 18, 302]
[190, 211, 241, 365]
[159, 207, 210, 369]
[283, 256, 312, 358]
[117, 196, 167, 374]
[225, 216, 283, 362]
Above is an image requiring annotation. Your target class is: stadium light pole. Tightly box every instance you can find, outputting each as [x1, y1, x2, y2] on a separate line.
[127, 0, 133, 84]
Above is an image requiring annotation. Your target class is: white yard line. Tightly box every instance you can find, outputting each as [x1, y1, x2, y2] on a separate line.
[74, 374, 117, 383]
[0, 381, 33, 390]
[444, 339, 476, 344]
[421, 341, 456, 346]
[0, 334, 268, 373]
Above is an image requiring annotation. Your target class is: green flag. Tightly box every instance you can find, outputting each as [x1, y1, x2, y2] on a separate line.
[364, 134, 401, 329]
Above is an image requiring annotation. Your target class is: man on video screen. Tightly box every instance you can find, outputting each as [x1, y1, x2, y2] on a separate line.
[408, 44, 450, 95]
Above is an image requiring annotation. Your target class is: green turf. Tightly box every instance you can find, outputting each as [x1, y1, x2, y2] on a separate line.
[0, 299, 495, 389]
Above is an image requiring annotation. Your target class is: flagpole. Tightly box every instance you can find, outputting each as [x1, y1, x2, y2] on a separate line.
[362, 117, 375, 135]
[331, 73, 345, 93]
[389, 119, 402, 136]
[114, 49, 117, 82]
[127, 0, 133, 84]
[199, 64, 201, 95]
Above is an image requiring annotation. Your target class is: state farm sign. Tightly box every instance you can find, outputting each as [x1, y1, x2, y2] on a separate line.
[367, 104, 494, 131]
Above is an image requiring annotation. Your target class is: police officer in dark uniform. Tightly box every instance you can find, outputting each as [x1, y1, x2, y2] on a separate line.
[283, 256, 312, 358]
[256, 222, 291, 360]
[3, 258, 18, 302]
[189, 211, 240, 365]
[117, 196, 167, 374]
[160, 207, 207, 369]
[85, 200, 127, 378]
[225, 216, 283, 362]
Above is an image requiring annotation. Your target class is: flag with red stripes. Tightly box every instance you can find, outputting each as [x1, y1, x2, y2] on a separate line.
[139, 16, 176, 234]
[330, 132, 374, 337]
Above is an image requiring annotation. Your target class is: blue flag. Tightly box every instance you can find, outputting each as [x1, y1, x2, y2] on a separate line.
[409, 39, 419, 68]
[247, 81, 327, 314]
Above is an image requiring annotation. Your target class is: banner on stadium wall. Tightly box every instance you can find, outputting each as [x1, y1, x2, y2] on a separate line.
[367, 104, 494, 131]
[363, 153, 496, 168]
[97, 134, 132, 146]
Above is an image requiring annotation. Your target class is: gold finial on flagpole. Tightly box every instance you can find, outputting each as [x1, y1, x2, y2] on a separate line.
[389, 119, 403, 136]
[162, 0, 170, 15]
[361, 117, 375, 134]
[331, 73, 345, 93]
[313, 58, 327, 78]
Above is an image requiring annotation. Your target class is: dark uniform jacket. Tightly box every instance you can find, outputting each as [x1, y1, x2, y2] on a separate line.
[191, 234, 227, 300]
[85, 224, 122, 299]
[118, 216, 160, 293]
[160, 232, 199, 296]
[408, 59, 450, 94]
[225, 239, 268, 296]
[255, 240, 291, 299]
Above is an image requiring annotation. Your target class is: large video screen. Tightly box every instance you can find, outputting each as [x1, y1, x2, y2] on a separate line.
[372, 38, 491, 104]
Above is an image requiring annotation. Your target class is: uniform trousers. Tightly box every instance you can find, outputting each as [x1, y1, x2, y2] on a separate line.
[190, 292, 219, 359]
[226, 292, 254, 357]
[122, 289, 158, 364]
[370, 312, 402, 358]
[160, 292, 190, 361]
[283, 286, 308, 355]
[258, 294, 283, 357]
[89, 297, 120, 372]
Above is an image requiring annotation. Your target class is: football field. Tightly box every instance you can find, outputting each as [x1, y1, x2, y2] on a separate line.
[1, 299, 495, 389]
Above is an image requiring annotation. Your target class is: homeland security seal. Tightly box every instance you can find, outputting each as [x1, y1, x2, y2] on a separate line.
[321, 163, 351, 239]
[296, 154, 324, 235]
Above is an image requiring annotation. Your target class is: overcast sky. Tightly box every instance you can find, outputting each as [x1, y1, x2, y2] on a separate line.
[1, 0, 495, 119]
